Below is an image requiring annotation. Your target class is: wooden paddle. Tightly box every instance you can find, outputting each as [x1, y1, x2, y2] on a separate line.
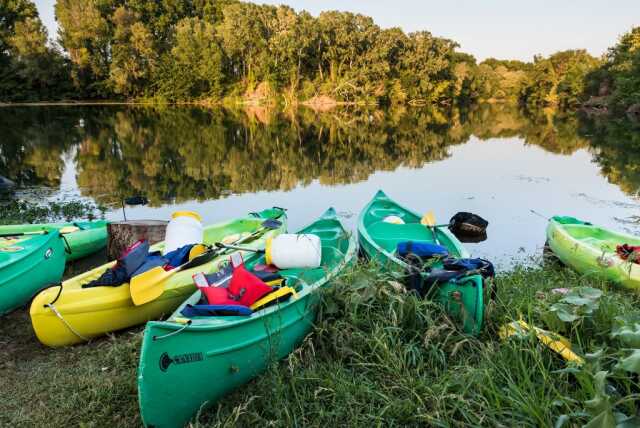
[420, 211, 440, 244]
[0, 225, 79, 239]
[129, 218, 282, 306]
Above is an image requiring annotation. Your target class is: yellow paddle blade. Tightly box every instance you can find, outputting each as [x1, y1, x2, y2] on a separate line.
[188, 244, 207, 260]
[420, 211, 436, 226]
[59, 226, 80, 234]
[130, 266, 171, 306]
[500, 320, 584, 366]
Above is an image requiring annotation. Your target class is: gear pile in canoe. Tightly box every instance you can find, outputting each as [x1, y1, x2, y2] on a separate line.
[358, 190, 494, 335]
[30, 208, 287, 347]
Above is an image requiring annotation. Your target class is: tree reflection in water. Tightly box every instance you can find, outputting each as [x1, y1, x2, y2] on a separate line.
[1, 104, 637, 204]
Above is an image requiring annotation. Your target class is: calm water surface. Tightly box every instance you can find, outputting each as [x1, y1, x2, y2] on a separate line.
[2, 104, 638, 268]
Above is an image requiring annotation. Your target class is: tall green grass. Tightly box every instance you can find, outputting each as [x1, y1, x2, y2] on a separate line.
[197, 263, 640, 427]
[1, 262, 638, 427]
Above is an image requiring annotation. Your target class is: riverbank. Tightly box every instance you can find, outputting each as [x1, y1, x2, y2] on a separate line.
[1, 262, 638, 427]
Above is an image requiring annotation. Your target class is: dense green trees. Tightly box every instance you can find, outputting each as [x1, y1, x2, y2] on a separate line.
[520, 50, 601, 109]
[0, 0, 71, 100]
[0, 0, 638, 117]
[585, 27, 640, 115]
[51, 0, 472, 105]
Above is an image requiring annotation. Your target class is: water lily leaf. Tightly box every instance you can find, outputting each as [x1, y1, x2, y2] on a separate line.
[615, 414, 640, 428]
[584, 371, 611, 415]
[616, 349, 640, 374]
[556, 309, 580, 322]
[562, 295, 593, 306]
[611, 322, 640, 348]
[585, 349, 605, 361]
[584, 410, 616, 428]
[578, 287, 603, 299]
[554, 414, 570, 428]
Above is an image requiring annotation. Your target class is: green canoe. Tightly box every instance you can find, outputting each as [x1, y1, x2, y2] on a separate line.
[0, 220, 108, 262]
[358, 190, 485, 334]
[547, 216, 640, 290]
[137, 208, 357, 428]
[0, 228, 66, 315]
[0, 220, 107, 315]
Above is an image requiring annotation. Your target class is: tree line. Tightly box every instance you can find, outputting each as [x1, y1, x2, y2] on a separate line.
[1, 0, 638, 116]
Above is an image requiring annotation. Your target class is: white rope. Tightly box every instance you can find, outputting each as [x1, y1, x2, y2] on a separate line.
[45, 303, 90, 342]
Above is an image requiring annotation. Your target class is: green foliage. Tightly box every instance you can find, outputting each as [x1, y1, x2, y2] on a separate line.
[520, 50, 601, 110]
[0, 0, 72, 101]
[586, 27, 640, 114]
[51, 0, 472, 104]
[542, 287, 603, 330]
[0, 199, 105, 224]
[1, 1, 638, 116]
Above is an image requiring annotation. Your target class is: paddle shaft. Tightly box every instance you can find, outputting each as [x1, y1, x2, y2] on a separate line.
[0, 225, 80, 239]
[215, 242, 265, 253]
[530, 209, 551, 220]
[170, 223, 274, 272]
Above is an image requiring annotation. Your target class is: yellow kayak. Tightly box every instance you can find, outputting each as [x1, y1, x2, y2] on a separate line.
[30, 208, 286, 347]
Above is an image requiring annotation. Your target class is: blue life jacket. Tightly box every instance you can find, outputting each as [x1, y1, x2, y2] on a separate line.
[397, 241, 448, 259]
[181, 304, 252, 317]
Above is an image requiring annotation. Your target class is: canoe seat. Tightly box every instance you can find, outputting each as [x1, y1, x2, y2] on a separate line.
[369, 207, 412, 222]
[367, 221, 433, 252]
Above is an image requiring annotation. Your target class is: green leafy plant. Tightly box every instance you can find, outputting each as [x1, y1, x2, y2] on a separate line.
[542, 286, 603, 332]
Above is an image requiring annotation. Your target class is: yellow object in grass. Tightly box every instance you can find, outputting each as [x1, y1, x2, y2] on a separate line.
[499, 320, 585, 365]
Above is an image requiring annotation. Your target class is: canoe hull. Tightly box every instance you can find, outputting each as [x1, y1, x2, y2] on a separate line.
[61, 220, 109, 261]
[357, 190, 485, 335]
[0, 231, 66, 315]
[30, 209, 286, 347]
[139, 290, 319, 428]
[138, 208, 357, 428]
[0, 220, 108, 262]
[546, 216, 640, 290]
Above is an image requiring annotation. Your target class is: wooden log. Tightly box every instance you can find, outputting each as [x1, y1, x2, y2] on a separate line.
[107, 220, 168, 260]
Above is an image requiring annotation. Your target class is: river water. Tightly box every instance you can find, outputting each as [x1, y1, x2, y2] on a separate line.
[2, 104, 638, 268]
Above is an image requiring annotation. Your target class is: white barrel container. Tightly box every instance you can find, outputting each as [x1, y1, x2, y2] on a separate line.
[163, 211, 203, 255]
[266, 234, 322, 269]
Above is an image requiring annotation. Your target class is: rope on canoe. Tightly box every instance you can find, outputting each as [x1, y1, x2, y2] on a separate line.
[153, 320, 192, 341]
[45, 302, 90, 342]
[60, 234, 72, 255]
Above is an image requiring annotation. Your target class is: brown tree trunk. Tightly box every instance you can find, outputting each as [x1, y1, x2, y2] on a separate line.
[107, 220, 168, 260]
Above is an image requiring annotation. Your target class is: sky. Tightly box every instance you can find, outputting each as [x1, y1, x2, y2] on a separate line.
[34, 0, 639, 61]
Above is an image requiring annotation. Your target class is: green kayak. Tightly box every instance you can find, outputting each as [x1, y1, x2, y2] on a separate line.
[0, 228, 66, 315]
[358, 190, 485, 334]
[547, 216, 640, 290]
[0, 220, 108, 262]
[137, 208, 357, 428]
[0, 220, 107, 315]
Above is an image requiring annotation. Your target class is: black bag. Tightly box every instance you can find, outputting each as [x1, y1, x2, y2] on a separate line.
[448, 212, 488, 237]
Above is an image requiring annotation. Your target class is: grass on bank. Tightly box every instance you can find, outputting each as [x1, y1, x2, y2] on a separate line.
[1, 261, 639, 427]
[0, 199, 106, 225]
